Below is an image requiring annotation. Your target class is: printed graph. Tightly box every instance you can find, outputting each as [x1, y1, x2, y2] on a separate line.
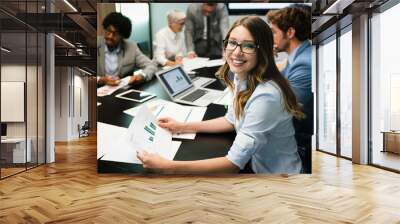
[144, 122, 157, 142]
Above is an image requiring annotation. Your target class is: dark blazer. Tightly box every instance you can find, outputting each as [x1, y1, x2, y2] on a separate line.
[184, 3, 229, 58]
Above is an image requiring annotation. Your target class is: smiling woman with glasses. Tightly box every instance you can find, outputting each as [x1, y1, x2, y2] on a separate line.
[137, 16, 304, 174]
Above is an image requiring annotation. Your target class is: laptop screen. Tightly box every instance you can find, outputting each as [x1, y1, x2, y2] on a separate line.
[158, 67, 193, 97]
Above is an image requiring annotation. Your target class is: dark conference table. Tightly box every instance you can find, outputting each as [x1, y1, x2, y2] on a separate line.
[97, 66, 236, 173]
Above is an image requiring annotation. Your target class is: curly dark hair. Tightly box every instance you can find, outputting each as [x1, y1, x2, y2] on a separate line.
[266, 4, 311, 41]
[102, 12, 132, 39]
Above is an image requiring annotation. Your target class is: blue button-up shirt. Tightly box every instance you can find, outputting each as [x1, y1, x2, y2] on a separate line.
[287, 43, 300, 66]
[105, 45, 121, 77]
[225, 75, 302, 174]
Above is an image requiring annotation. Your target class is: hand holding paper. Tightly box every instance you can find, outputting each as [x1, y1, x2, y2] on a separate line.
[97, 76, 130, 97]
[100, 105, 181, 164]
[137, 150, 171, 169]
[123, 99, 206, 139]
[157, 117, 184, 133]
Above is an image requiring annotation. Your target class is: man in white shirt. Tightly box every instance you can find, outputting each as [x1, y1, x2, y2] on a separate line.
[153, 10, 189, 67]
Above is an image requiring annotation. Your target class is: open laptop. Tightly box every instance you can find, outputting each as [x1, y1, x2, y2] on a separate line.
[156, 66, 223, 107]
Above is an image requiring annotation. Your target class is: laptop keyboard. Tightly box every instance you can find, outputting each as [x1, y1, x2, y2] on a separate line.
[181, 89, 208, 102]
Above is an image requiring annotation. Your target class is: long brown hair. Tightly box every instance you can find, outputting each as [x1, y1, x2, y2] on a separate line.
[217, 16, 304, 120]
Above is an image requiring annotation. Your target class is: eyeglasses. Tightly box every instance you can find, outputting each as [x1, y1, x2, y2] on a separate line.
[174, 21, 185, 26]
[224, 39, 259, 54]
[104, 29, 120, 37]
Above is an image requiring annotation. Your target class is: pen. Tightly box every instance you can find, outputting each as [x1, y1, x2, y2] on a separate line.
[183, 108, 193, 123]
[155, 105, 165, 117]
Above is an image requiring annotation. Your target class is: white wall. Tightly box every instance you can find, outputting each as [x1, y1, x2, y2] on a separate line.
[117, 3, 150, 44]
[54, 67, 89, 141]
[150, 3, 190, 40]
[1, 64, 46, 164]
[312, 45, 316, 151]
[1, 65, 31, 138]
[55, 66, 69, 141]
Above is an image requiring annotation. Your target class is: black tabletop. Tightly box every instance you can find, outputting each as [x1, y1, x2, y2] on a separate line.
[97, 66, 235, 173]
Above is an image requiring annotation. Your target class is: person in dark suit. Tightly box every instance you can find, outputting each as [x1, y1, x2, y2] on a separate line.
[97, 12, 157, 86]
[267, 5, 313, 173]
[185, 3, 229, 58]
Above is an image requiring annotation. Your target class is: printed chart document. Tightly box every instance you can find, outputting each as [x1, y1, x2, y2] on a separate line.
[124, 99, 206, 139]
[97, 76, 130, 97]
[99, 106, 181, 164]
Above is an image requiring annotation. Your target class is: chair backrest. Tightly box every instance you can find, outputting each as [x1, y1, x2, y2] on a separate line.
[82, 121, 90, 129]
[295, 132, 312, 174]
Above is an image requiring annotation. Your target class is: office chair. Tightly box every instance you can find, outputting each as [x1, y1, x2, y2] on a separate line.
[79, 121, 90, 138]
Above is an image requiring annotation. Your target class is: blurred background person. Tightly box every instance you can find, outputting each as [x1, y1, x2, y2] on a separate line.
[153, 10, 187, 67]
[267, 5, 313, 173]
[185, 3, 229, 59]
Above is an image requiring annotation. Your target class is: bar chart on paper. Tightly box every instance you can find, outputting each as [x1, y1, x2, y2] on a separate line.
[124, 99, 207, 139]
[144, 122, 156, 142]
[99, 106, 181, 164]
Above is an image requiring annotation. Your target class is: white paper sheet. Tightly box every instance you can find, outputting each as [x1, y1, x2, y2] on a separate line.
[123, 99, 207, 139]
[171, 106, 207, 139]
[213, 88, 233, 106]
[206, 58, 225, 67]
[182, 57, 209, 72]
[157, 141, 181, 162]
[101, 140, 182, 164]
[97, 122, 126, 159]
[100, 106, 180, 164]
[97, 76, 130, 97]
[192, 77, 216, 88]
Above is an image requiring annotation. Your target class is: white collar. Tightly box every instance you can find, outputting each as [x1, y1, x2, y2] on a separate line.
[167, 27, 178, 40]
[233, 74, 247, 93]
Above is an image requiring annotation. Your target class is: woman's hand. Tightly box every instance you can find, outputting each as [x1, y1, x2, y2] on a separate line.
[157, 117, 184, 133]
[137, 150, 171, 170]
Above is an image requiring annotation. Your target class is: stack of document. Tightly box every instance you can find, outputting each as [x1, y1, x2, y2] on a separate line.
[162, 57, 224, 72]
[206, 58, 225, 67]
[182, 57, 210, 72]
[97, 76, 130, 97]
[98, 106, 182, 164]
[124, 99, 207, 139]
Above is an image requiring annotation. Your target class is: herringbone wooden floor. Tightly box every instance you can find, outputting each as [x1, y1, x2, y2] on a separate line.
[1, 134, 400, 223]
